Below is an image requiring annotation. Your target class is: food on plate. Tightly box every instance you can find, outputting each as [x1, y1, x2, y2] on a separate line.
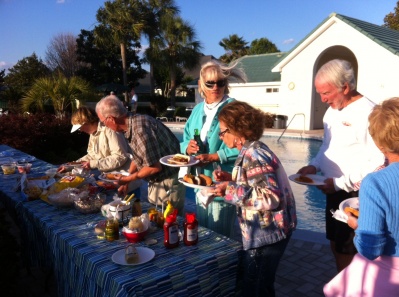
[96, 181, 117, 190]
[104, 173, 122, 180]
[67, 161, 84, 166]
[295, 175, 314, 183]
[183, 174, 213, 186]
[167, 154, 190, 165]
[128, 216, 144, 232]
[344, 206, 359, 218]
[125, 245, 139, 264]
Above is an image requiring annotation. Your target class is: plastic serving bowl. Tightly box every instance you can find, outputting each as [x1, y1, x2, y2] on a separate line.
[1, 164, 16, 175]
[122, 226, 148, 243]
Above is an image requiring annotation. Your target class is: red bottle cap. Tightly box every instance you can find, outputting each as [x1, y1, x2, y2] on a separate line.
[186, 213, 196, 223]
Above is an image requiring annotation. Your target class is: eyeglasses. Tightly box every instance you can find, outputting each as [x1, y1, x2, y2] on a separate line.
[205, 80, 226, 88]
[218, 128, 230, 137]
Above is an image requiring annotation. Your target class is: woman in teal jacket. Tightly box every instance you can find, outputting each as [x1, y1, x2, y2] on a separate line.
[180, 60, 246, 238]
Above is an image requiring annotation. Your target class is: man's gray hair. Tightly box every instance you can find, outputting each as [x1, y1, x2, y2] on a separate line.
[96, 95, 127, 118]
[315, 59, 356, 91]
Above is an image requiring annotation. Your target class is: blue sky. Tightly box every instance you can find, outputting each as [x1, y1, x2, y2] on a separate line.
[0, 0, 397, 72]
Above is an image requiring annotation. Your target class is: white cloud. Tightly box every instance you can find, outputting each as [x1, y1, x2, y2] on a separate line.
[0, 61, 10, 71]
[283, 38, 295, 45]
[56, 0, 65, 4]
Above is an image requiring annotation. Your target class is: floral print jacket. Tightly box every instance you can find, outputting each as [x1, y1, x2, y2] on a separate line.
[224, 140, 297, 250]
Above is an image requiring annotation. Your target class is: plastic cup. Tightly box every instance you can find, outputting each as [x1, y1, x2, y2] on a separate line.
[17, 164, 26, 173]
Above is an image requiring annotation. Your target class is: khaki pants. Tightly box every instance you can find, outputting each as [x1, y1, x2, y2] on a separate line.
[147, 174, 186, 216]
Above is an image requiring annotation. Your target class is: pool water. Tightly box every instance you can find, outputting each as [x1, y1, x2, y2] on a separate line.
[171, 129, 325, 233]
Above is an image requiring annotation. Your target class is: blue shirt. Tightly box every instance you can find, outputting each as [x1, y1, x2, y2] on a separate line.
[356, 162, 399, 260]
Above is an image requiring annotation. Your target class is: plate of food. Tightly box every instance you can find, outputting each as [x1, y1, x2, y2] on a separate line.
[178, 174, 215, 190]
[98, 171, 129, 183]
[160, 154, 199, 167]
[288, 174, 326, 186]
[111, 246, 155, 266]
[339, 197, 359, 217]
[61, 161, 84, 171]
[96, 180, 118, 190]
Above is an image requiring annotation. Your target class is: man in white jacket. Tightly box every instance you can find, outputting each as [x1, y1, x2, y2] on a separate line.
[297, 59, 384, 272]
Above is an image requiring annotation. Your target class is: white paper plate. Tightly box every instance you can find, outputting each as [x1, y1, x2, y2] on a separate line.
[98, 171, 129, 183]
[288, 174, 326, 186]
[178, 177, 216, 190]
[111, 247, 155, 266]
[160, 155, 199, 167]
[339, 197, 359, 213]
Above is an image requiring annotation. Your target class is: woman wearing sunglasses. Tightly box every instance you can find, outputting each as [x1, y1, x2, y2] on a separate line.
[212, 100, 297, 297]
[180, 60, 246, 238]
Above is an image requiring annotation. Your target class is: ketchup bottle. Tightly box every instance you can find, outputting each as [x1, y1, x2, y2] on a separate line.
[163, 209, 179, 248]
[184, 213, 198, 246]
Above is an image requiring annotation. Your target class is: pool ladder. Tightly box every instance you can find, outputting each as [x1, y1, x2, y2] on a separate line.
[277, 113, 305, 142]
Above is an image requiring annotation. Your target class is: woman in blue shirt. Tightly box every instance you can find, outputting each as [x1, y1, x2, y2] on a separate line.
[324, 97, 399, 296]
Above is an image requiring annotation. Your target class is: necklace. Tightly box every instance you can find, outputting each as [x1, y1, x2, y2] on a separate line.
[205, 96, 225, 110]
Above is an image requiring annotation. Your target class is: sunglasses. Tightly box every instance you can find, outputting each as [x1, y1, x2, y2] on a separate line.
[218, 128, 230, 137]
[205, 80, 226, 88]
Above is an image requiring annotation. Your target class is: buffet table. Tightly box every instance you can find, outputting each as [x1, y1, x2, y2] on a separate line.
[0, 145, 242, 297]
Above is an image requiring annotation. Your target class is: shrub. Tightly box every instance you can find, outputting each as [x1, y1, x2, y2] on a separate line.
[0, 113, 88, 164]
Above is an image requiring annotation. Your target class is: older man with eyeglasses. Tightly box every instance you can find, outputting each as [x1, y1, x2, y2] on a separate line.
[96, 95, 185, 215]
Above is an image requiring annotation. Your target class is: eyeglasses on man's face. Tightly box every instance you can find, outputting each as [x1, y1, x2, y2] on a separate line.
[205, 80, 226, 88]
[218, 128, 230, 137]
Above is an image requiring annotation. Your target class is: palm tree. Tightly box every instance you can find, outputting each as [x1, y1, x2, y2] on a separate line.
[95, 0, 145, 103]
[152, 15, 202, 106]
[219, 34, 249, 63]
[142, 0, 179, 95]
[21, 72, 92, 118]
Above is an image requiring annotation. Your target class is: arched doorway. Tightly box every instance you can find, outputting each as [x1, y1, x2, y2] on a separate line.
[310, 46, 358, 129]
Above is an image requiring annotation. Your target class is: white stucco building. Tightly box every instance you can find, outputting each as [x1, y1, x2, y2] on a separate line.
[202, 12, 399, 131]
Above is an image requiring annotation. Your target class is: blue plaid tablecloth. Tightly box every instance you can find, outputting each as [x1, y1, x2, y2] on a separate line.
[0, 145, 242, 297]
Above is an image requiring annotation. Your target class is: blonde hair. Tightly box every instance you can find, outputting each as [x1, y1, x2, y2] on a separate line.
[71, 106, 98, 125]
[218, 100, 267, 141]
[368, 97, 399, 153]
[199, 60, 246, 97]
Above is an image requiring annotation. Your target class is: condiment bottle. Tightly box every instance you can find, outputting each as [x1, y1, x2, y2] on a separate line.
[184, 213, 198, 246]
[132, 198, 142, 217]
[194, 129, 204, 155]
[105, 216, 116, 242]
[163, 209, 179, 249]
[113, 216, 120, 240]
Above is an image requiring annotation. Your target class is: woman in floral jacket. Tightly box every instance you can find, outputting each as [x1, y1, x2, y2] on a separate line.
[213, 101, 297, 297]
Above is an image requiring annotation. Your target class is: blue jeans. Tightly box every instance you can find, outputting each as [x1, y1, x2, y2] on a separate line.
[237, 233, 292, 297]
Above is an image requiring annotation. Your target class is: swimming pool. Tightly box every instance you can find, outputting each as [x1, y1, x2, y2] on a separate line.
[171, 128, 325, 233]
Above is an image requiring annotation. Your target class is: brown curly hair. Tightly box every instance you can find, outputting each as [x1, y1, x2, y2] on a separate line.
[218, 101, 267, 141]
[71, 106, 99, 126]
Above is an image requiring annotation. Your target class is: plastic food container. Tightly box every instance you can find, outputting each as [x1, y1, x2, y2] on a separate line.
[122, 226, 148, 243]
[1, 164, 16, 175]
[74, 193, 106, 214]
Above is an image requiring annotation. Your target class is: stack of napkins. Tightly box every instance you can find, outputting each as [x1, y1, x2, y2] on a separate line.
[330, 209, 348, 223]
